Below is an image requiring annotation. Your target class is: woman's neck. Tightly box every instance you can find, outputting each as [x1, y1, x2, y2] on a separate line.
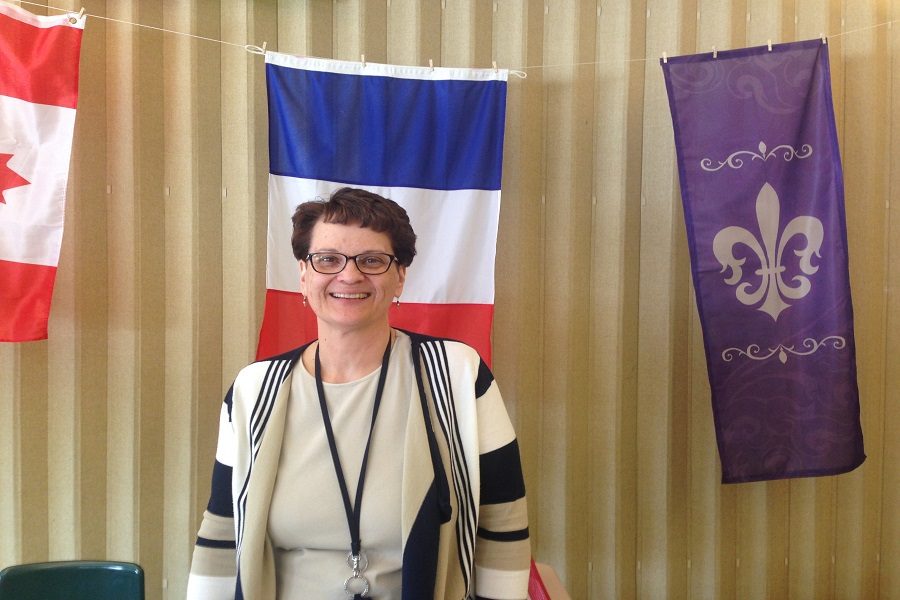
[306, 324, 394, 383]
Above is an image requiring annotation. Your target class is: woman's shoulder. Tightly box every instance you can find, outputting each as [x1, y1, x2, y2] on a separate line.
[398, 330, 492, 394]
[398, 329, 482, 363]
[232, 344, 307, 388]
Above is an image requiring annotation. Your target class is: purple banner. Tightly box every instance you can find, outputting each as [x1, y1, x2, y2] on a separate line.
[662, 39, 865, 483]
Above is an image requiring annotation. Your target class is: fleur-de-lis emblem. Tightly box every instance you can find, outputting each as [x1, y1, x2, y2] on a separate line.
[712, 183, 824, 321]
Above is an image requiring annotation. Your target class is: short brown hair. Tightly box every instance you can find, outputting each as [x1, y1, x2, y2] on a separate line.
[291, 187, 417, 266]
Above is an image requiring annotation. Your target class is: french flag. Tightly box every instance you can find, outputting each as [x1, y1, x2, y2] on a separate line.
[258, 54, 508, 365]
[0, 3, 83, 342]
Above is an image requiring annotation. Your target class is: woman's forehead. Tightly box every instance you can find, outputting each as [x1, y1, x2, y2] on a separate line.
[309, 221, 392, 251]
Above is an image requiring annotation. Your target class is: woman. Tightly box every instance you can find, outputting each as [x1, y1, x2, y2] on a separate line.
[187, 188, 530, 599]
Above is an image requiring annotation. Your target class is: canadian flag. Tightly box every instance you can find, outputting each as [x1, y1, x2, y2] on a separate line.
[0, 3, 84, 341]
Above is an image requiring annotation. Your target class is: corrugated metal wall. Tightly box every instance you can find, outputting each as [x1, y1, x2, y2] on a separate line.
[1, 1, 898, 598]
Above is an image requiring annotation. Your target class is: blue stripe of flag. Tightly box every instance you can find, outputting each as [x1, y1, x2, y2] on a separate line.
[266, 64, 507, 191]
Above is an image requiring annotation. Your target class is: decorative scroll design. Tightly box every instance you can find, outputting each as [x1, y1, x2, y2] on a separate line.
[701, 141, 813, 172]
[722, 336, 846, 364]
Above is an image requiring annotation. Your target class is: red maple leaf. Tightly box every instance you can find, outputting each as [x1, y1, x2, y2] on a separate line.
[0, 153, 30, 204]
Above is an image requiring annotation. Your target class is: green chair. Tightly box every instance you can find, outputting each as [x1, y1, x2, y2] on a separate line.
[0, 561, 144, 600]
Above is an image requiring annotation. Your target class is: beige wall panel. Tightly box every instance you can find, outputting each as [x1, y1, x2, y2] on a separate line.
[615, 5, 648, 599]
[667, 194, 692, 600]
[386, 0, 419, 65]
[689, 297, 719, 600]
[195, 0, 227, 570]
[441, 0, 476, 67]
[736, 482, 766, 600]
[274, 2, 304, 55]
[638, 1, 683, 597]
[697, 0, 735, 52]
[782, 0, 798, 41]
[134, 3, 167, 598]
[589, 2, 632, 597]
[746, 0, 781, 46]
[789, 479, 817, 600]
[490, 0, 528, 430]
[105, 0, 140, 565]
[48, 0, 78, 557]
[18, 344, 49, 562]
[0, 346, 20, 566]
[882, 9, 900, 595]
[161, 2, 195, 597]
[188, 0, 228, 593]
[47, 73, 78, 563]
[838, 2, 890, 599]
[491, 0, 545, 584]
[417, 0, 442, 67]
[566, 4, 599, 597]
[766, 481, 790, 599]
[70, 0, 110, 562]
[249, 2, 276, 327]
[334, 0, 362, 61]
[882, 7, 900, 598]
[362, 0, 388, 64]
[537, 0, 576, 586]
[276, 2, 332, 58]
[220, 5, 257, 397]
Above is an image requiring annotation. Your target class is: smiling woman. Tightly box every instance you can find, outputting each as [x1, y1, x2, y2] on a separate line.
[187, 188, 531, 600]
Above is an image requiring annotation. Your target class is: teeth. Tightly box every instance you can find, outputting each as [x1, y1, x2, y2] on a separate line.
[331, 292, 369, 299]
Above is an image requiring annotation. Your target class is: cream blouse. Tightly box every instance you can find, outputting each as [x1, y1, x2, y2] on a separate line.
[268, 334, 413, 599]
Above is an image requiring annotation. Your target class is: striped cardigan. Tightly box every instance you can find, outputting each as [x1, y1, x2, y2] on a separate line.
[187, 331, 530, 599]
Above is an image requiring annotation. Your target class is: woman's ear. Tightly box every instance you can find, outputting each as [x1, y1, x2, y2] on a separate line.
[395, 265, 406, 297]
[298, 260, 309, 296]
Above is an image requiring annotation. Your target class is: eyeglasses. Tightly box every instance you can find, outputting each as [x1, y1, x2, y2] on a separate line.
[305, 252, 398, 275]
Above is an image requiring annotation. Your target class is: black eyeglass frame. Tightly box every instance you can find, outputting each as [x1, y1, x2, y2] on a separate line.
[304, 252, 399, 275]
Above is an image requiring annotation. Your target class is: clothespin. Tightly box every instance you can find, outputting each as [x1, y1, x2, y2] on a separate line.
[68, 7, 84, 24]
[712, 46, 718, 59]
[429, 59, 434, 72]
[361, 54, 366, 67]
[662, 51, 668, 64]
[821, 33, 827, 44]
[492, 61, 498, 73]
[767, 39, 773, 51]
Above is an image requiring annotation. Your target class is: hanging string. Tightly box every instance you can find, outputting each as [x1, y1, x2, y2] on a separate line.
[14, 0, 254, 52]
[10, 0, 900, 72]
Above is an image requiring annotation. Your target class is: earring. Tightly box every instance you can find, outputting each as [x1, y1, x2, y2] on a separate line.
[302, 295, 308, 308]
[393, 297, 400, 308]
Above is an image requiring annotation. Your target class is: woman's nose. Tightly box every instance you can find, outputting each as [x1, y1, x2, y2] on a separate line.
[338, 259, 366, 280]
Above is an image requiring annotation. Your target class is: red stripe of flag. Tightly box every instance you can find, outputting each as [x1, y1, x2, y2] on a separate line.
[257, 289, 495, 366]
[0, 259, 57, 341]
[0, 11, 82, 108]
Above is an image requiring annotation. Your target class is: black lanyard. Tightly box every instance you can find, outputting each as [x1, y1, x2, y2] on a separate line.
[314, 336, 392, 600]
